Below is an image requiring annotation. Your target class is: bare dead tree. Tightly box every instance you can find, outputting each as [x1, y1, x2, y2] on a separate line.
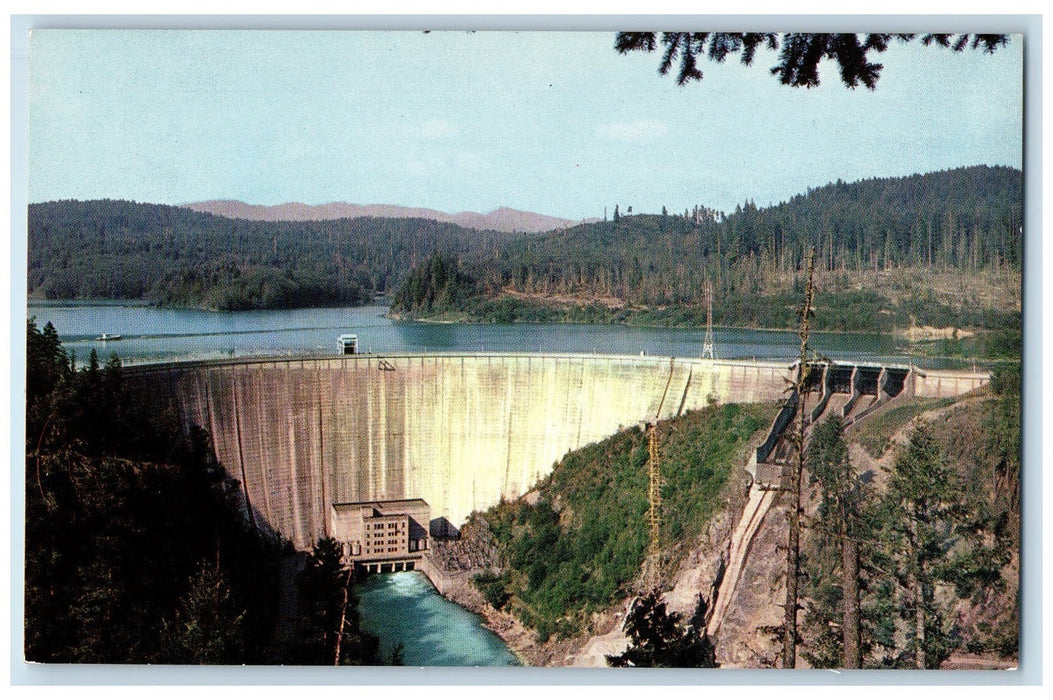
[782, 246, 816, 669]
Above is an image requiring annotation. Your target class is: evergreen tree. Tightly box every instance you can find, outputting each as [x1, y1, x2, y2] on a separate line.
[156, 560, 247, 664]
[26, 319, 67, 409]
[986, 363, 1021, 518]
[293, 537, 380, 665]
[606, 591, 717, 668]
[30, 167, 1022, 329]
[803, 415, 870, 668]
[389, 251, 476, 316]
[24, 320, 286, 664]
[782, 247, 816, 669]
[880, 421, 959, 669]
[26, 319, 71, 460]
[615, 32, 1009, 89]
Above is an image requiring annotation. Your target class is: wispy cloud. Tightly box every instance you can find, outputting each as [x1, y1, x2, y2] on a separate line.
[595, 119, 669, 143]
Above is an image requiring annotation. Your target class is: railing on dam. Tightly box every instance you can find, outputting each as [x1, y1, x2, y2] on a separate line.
[121, 350, 799, 375]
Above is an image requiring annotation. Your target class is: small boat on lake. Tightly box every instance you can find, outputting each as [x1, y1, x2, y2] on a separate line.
[95, 333, 122, 341]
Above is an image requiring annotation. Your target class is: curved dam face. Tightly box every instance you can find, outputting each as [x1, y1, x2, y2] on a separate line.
[127, 353, 791, 548]
[126, 353, 989, 550]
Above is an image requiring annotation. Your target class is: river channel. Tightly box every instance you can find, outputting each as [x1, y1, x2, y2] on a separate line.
[356, 572, 519, 666]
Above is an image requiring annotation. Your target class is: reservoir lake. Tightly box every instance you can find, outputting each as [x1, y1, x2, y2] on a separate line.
[27, 301, 948, 369]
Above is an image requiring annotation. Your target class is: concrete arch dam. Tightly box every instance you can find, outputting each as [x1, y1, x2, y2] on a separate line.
[126, 353, 793, 548]
[125, 353, 989, 551]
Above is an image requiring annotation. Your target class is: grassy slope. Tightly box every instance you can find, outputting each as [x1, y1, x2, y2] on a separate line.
[851, 397, 956, 459]
[471, 402, 776, 642]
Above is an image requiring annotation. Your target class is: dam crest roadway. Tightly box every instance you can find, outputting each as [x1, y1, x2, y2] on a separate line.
[125, 352, 989, 551]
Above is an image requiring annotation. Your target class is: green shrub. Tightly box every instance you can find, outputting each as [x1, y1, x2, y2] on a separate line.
[472, 570, 512, 611]
[472, 402, 775, 637]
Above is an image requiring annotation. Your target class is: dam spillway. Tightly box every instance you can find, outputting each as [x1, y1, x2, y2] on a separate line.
[125, 353, 988, 550]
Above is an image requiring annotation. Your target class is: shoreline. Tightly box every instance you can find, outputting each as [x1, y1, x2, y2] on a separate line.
[28, 298, 386, 314]
[417, 552, 629, 668]
[29, 298, 1013, 340]
[387, 310, 1003, 338]
[417, 555, 539, 666]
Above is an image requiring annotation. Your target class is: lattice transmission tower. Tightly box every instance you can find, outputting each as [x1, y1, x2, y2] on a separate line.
[701, 280, 716, 359]
[643, 422, 663, 592]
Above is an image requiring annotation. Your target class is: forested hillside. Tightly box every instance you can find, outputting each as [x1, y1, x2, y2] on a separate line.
[29, 165, 1021, 327]
[28, 199, 512, 310]
[393, 166, 1022, 332]
[465, 165, 1021, 299]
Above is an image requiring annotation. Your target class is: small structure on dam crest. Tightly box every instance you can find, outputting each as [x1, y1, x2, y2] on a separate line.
[338, 333, 359, 355]
[329, 498, 430, 573]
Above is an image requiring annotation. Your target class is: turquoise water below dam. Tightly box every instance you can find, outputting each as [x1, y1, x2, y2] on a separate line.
[356, 571, 519, 667]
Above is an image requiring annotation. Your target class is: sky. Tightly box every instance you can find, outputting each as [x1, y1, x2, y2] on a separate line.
[27, 29, 1024, 221]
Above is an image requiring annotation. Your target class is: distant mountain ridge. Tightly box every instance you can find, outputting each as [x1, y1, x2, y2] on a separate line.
[182, 200, 598, 233]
